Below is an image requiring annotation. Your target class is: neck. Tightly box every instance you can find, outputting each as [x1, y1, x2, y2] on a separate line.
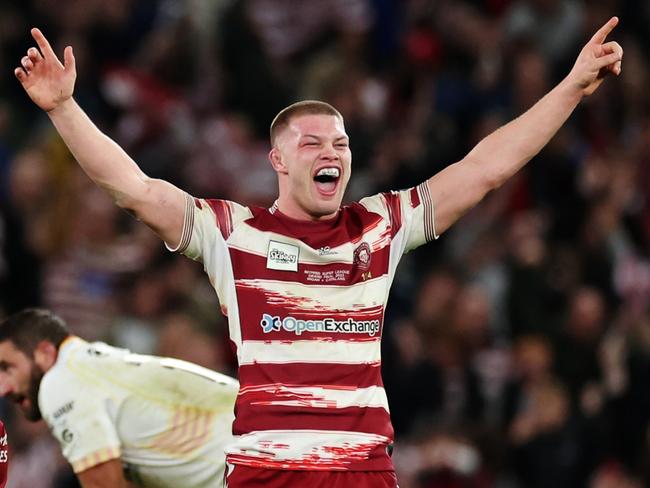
[274, 196, 338, 222]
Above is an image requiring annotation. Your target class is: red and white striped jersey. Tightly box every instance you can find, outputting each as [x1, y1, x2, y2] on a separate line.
[170, 182, 436, 471]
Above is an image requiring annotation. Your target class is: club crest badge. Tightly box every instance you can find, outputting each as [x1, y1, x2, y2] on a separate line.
[353, 242, 371, 270]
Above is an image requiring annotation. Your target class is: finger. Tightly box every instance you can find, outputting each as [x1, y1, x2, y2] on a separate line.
[14, 67, 28, 82]
[27, 47, 42, 62]
[601, 41, 623, 57]
[30, 27, 57, 60]
[601, 41, 623, 75]
[595, 52, 622, 72]
[21, 56, 33, 73]
[614, 59, 622, 75]
[590, 16, 618, 45]
[63, 46, 76, 73]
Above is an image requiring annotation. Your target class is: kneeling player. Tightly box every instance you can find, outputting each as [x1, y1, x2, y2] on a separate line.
[0, 308, 237, 488]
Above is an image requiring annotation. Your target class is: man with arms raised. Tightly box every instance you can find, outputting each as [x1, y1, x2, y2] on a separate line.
[14, 18, 622, 487]
[0, 309, 237, 488]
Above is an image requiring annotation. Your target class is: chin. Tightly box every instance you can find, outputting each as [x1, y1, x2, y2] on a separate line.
[22, 404, 42, 422]
[313, 203, 341, 219]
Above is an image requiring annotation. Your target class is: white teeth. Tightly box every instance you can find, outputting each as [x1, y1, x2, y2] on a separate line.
[316, 167, 340, 178]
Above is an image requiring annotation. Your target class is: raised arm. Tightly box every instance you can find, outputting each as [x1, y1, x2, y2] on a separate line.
[428, 17, 623, 235]
[14, 28, 185, 248]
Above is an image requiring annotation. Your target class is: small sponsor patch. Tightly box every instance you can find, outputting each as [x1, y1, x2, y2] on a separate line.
[267, 241, 299, 272]
[52, 401, 74, 420]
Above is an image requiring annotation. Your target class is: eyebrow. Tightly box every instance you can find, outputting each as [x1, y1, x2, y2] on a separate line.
[300, 135, 349, 141]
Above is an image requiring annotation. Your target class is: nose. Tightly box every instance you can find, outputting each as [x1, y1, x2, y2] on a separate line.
[320, 144, 339, 161]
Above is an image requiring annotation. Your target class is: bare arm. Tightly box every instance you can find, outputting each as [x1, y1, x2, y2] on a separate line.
[14, 28, 185, 247]
[77, 459, 134, 488]
[428, 17, 623, 235]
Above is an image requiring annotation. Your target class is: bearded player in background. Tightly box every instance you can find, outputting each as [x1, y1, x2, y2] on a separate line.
[0, 309, 237, 488]
[14, 17, 622, 487]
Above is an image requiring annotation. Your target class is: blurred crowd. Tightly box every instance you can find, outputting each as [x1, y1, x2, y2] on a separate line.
[0, 0, 649, 487]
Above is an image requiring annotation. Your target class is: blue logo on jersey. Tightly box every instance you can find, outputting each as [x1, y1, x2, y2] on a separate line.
[260, 314, 281, 333]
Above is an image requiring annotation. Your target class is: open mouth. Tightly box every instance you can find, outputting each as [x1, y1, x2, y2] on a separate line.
[313, 167, 340, 195]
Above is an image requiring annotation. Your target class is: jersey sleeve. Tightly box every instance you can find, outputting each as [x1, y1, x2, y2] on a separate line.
[39, 370, 121, 474]
[166, 193, 251, 259]
[165, 192, 251, 265]
[360, 181, 437, 255]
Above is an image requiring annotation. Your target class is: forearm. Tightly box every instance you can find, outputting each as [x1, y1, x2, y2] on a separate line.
[77, 459, 131, 488]
[465, 77, 583, 189]
[47, 98, 149, 210]
[426, 17, 621, 236]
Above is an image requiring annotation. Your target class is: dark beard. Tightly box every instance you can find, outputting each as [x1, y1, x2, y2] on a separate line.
[24, 364, 44, 421]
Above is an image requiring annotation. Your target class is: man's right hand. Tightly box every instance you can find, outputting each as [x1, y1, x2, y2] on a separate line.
[14, 28, 76, 113]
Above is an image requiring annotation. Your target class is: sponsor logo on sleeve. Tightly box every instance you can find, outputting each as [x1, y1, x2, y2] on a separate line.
[52, 422, 76, 446]
[61, 428, 74, 444]
[52, 401, 74, 420]
[266, 241, 300, 272]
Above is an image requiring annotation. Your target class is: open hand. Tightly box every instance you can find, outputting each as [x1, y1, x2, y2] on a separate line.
[568, 17, 623, 97]
[14, 28, 76, 112]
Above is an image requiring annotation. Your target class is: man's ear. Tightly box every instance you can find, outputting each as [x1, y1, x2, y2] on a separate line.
[33, 341, 58, 372]
[269, 147, 288, 174]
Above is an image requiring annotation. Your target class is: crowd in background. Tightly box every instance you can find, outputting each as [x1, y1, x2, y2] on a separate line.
[0, 0, 649, 486]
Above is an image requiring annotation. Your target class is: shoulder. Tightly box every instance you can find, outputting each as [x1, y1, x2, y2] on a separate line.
[192, 197, 255, 239]
[38, 340, 119, 416]
[38, 362, 80, 423]
[359, 187, 421, 211]
[196, 198, 253, 224]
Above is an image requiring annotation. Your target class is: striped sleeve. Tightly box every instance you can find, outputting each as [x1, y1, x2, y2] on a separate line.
[165, 192, 195, 254]
[71, 447, 121, 474]
[399, 181, 438, 252]
[358, 182, 437, 255]
[416, 181, 438, 243]
[39, 370, 122, 473]
[165, 193, 251, 262]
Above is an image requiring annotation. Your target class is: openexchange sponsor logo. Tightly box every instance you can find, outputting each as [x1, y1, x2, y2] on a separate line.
[261, 314, 380, 337]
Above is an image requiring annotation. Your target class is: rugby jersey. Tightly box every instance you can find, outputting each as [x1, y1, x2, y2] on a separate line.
[171, 182, 436, 471]
[39, 337, 238, 487]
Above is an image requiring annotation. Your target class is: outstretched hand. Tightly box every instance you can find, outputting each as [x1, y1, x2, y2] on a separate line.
[14, 28, 76, 112]
[568, 16, 623, 97]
